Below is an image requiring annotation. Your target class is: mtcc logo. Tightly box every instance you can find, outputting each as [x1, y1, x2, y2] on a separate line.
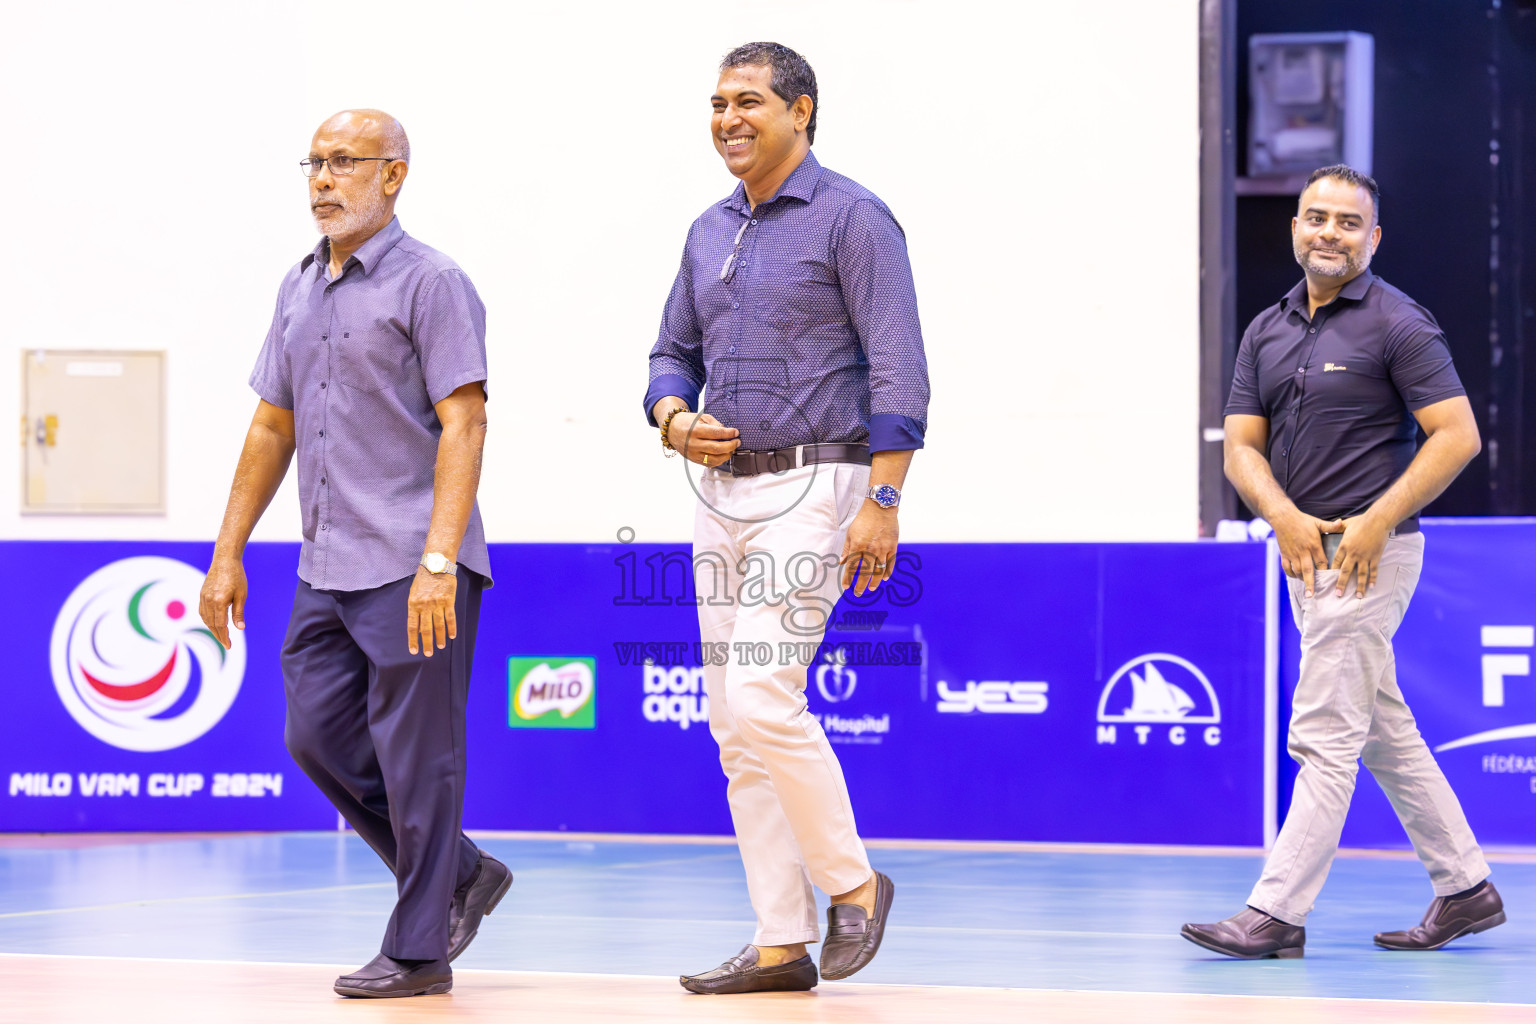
[1095, 653, 1221, 747]
[815, 662, 858, 703]
[51, 557, 245, 752]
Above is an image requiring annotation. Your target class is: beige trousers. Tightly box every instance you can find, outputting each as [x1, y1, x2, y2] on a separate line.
[1249, 532, 1489, 926]
[693, 462, 874, 945]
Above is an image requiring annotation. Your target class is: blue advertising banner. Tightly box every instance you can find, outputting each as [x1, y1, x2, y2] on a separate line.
[464, 541, 1273, 845]
[2, 540, 1274, 845]
[0, 542, 334, 831]
[1277, 519, 1536, 849]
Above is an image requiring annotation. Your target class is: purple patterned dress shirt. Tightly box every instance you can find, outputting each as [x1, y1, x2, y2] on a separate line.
[645, 152, 930, 453]
[250, 217, 492, 591]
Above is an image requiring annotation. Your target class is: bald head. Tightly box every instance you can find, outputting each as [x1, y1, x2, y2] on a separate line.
[317, 109, 410, 164]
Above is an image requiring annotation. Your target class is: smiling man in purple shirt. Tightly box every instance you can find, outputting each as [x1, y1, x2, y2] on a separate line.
[198, 109, 510, 998]
[648, 43, 929, 995]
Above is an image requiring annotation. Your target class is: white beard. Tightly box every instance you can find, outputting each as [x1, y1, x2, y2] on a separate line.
[311, 170, 388, 244]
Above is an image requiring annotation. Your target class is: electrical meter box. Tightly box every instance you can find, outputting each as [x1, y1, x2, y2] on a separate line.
[1248, 32, 1374, 182]
[20, 349, 166, 514]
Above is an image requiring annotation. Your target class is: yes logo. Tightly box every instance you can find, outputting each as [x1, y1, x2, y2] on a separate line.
[508, 658, 596, 729]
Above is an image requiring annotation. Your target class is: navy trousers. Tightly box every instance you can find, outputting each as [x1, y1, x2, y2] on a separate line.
[281, 572, 483, 962]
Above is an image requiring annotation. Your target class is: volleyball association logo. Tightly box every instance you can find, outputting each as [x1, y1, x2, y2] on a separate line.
[50, 557, 246, 752]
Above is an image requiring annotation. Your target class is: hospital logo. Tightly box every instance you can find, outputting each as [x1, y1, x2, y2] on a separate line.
[815, 663, 858, 703]
[1094, 653, 1222, 747]
[508, 657, 596, 729]
[51, 557, 245, 752]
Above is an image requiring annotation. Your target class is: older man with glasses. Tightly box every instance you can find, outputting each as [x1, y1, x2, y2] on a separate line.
[199, 109, 510, 998]
[646, 42, 930, 994]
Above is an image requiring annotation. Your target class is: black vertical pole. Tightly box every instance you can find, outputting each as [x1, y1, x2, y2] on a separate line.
[1199, 0, 1239, 534]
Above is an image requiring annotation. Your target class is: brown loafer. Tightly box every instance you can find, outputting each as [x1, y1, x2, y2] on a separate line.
[680, 945, 817, 994]
[447, 850, 513, 962]
[820, 872, 894, 980]
[1374, 881, 1506, 950]
[333, 954, 452, 998]
[1181, 907, 1305, 959]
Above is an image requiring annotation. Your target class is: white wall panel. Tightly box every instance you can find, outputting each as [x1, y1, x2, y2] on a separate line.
[0, 0, 1198, 544]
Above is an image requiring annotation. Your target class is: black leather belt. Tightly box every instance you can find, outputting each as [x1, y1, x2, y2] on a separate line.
[725, 443, 870, 477]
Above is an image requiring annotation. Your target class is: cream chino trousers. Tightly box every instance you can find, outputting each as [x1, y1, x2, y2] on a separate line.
[693, 461, 874, 945]
[1248, 532, 1489, 926]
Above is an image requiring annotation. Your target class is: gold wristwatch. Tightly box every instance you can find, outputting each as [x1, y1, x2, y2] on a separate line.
[420, 552, 458, 575]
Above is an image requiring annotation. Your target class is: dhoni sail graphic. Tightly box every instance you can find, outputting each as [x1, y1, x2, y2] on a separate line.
[1124, 662, 1197, 720]
[1097, 654, 1221, 725]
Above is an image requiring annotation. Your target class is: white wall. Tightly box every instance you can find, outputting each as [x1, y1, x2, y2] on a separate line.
[0, 0, 1198, 545]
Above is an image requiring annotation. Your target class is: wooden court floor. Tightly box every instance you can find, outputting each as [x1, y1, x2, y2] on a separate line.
[3, 832, 1534, 1022]
[5, 955, 1532, 1024]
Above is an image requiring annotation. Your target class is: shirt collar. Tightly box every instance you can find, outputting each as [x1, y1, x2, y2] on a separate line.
[722, 150, 824, 213]
[1280, 269, 1376, 317]
[301, 216, 405, 277]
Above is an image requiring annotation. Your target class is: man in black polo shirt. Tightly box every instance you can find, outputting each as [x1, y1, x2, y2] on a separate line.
[1181, 165, 1503, 959]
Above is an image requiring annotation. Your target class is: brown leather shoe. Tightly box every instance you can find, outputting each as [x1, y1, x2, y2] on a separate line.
[820, 872, 895, 980]
[1374, 881, 1506, 950]
[447, 851, 513, 962]
[333, 954, 452, 998]
[1181, 907, 1305, 959]
[680, 945, 817, 994]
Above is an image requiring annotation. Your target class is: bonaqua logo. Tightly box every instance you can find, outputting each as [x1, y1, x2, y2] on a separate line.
[51, 557, 245, 752]
[643, 663, 709, 730]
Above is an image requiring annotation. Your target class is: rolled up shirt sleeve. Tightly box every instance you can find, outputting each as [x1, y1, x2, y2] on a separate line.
[644, 223, 706, 426]
[836, 200, 930, 452]
[249, 275, 296, 410]
[415, 269, 489, 404]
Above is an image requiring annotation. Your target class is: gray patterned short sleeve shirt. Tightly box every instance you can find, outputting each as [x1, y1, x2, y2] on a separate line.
[250, 217, 492, 591]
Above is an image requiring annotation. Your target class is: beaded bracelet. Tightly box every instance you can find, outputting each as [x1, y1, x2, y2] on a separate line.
[659, 406, 685, 457]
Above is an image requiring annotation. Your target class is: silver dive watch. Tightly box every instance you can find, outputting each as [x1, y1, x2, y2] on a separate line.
[420, 552, 458, 575]
[867, 484, 902, 509]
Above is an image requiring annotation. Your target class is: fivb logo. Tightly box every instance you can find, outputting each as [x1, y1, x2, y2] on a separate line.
[1095, 654, 1222, 747]
[508, 658, 595, 729]
[1433, 626, 1535, 753]
[51, 557, 245, 752]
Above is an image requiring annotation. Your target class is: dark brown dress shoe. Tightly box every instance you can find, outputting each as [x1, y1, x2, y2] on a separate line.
[1181, 907, 1305, 959]
[680, 944, 817, 994]
[820, 872, 894, 980]
[1374, 881, 1506, 950]
[448, 851, 513, 962]
[333, 954, 452, 998]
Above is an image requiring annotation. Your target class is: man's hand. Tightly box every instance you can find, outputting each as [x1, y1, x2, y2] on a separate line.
[1272, 508, 1344, 597]
[1330, 512, 1391, 598]
[408, 567, 458, 657]
[199, 556, 248, 651]
[839, 504, 898, 595]
[668, 412, 741, 468]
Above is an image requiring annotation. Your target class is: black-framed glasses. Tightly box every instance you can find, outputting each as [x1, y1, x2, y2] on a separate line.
[299, 156, 397, 178]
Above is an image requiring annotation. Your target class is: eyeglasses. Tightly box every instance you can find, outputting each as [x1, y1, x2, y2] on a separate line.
[299, 156, 397, 177]
[720, 220, 751, 282]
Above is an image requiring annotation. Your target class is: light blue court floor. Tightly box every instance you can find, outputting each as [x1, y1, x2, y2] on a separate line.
[1, 832, 1533, 1007]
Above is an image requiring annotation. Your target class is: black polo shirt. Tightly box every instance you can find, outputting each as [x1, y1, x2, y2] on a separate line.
[1225, 271, 1465, 531]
